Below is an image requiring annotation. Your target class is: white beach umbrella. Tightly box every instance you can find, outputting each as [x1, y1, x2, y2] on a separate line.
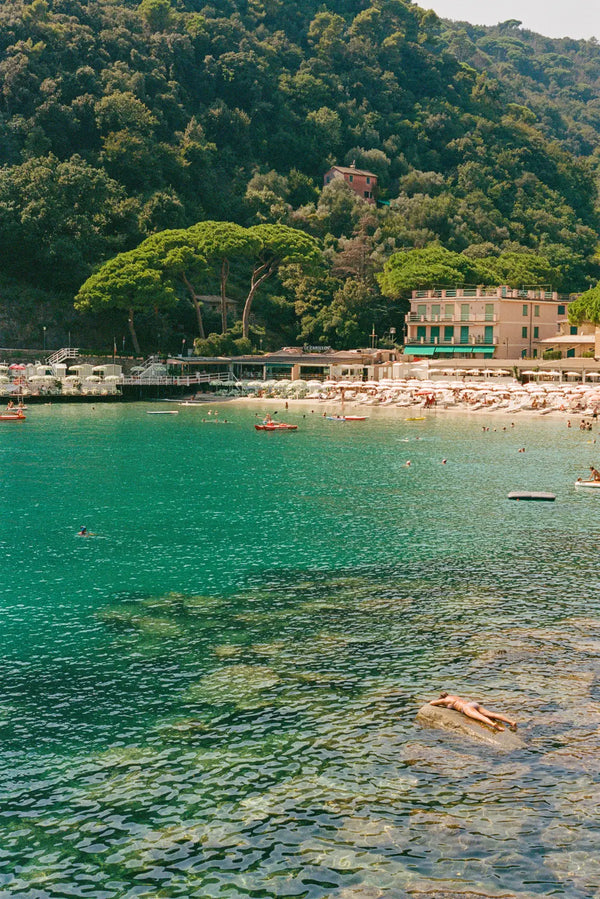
[0, 375, 9, 383]
[85, 375, 102, 382]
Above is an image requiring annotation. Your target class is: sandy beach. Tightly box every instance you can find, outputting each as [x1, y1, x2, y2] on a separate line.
[207, 375, 600, 424]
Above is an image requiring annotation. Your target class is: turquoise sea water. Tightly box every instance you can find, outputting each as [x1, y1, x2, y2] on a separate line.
[1, 401, 600, 898]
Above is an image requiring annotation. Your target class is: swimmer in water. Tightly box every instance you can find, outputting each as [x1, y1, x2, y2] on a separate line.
[77, 526, 88, 536]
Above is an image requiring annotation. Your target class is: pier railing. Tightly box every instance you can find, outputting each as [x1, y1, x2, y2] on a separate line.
[120, 371, 238, 387]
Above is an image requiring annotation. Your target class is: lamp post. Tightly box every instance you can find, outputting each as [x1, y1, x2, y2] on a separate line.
[43, 326, 47, 352]
[181, 338, 186, 358]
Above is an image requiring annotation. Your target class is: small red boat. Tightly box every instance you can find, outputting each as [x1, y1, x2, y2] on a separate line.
[255, 422, 298, 431]
[0, 411, 26, 421]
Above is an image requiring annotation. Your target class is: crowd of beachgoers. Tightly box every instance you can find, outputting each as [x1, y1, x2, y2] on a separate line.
[236, 374, 600, 418]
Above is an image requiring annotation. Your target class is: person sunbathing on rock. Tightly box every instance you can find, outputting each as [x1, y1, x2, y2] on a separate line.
[429, 692, 517, 731]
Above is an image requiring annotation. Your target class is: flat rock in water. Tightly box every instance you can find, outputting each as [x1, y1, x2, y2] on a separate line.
[416, 704, 524, 751]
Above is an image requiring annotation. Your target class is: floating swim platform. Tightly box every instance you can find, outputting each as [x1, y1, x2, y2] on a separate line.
[405, 417, 426, 421]
[508, 491, 556, 501]
[575, 480, 600, 489]
[147, 410, 179, 415]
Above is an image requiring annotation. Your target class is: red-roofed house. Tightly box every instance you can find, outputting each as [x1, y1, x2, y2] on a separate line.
[323, 162, 377, 204]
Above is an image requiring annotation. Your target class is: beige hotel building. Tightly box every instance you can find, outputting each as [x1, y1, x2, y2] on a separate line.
[403, 286, 580, 360]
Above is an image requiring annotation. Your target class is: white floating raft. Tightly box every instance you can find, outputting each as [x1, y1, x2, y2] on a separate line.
[575, 480, 600, 489]
[508, 491, 556, 501]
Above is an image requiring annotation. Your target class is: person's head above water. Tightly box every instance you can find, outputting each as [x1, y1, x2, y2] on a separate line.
[439, 691, 448, 698]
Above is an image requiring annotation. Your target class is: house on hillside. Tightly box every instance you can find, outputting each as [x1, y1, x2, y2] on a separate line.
[323, 162, 377, 204]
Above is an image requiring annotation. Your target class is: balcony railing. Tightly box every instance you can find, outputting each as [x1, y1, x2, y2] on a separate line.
[407, 336, 497, 346]
[413, 287, 573, 301]
[408, 313, 499, 323]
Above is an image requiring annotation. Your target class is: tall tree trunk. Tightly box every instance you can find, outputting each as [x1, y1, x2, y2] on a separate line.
[242, 261, 272, 340]
[220, 258, 229, 334]
[128, 307, 141, 355]
[182, 273, 205, 339]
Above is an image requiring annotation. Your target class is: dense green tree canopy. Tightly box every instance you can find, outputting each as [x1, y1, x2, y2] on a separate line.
[1, 0, 599, 351]
[74, 248, 176, 353]
[568, 287, 600, 326]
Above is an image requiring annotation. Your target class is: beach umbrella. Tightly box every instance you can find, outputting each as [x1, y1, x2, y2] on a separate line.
[85, 375, 101, 382]
[290, 379, 307, 387]
[9, 364, 26, 372]
[0, 375, 9, 383]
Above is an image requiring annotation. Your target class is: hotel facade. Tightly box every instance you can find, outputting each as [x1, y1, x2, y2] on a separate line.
[403, 286, 576, 360]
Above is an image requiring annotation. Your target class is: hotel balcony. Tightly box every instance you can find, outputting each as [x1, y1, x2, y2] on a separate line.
[404, 335, 498, 347]
[413, 287, 571, 301]
[408, 312, 499, 323]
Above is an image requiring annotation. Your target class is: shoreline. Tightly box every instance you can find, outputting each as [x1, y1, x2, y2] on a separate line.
[207, 393, 594, 424]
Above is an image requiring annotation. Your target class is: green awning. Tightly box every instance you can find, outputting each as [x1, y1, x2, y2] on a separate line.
[403, 346, 437, 356]
[446, 346, 495, 354]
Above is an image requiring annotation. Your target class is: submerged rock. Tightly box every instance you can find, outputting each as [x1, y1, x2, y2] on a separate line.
[187, 664, 280, 707]
[416, 704, 524, 750]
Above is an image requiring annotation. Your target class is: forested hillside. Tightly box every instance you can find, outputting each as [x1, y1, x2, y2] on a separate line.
[1, 0, 599, 352]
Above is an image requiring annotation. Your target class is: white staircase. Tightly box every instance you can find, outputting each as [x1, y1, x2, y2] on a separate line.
[46, 347, 79, 365]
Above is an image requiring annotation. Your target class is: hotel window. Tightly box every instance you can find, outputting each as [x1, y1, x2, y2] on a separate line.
[460, 304, 470, 321]
[484, 303, 494, 321]
[522, 326, 528, 338]
[431, 304, 440, 321]
[533, 326, 539, 339]
[417, 304, 426, 320]
[558, 305, 566, 315]
[444, 326, 454, 342]
[534, 305, 540, 316]
[484, 325, 494, 343]
[417, 326, 426, 342]
[522, 305, 528, 316]
[366, 177, 370, 184]
[570, 326, 578, 335]
[445, 304, 454, 320]
[460, 325, 469, 344]
[430, 326, 440, 343]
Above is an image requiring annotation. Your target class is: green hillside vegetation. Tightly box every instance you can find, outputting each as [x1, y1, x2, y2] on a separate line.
[0, 0, 599, 353]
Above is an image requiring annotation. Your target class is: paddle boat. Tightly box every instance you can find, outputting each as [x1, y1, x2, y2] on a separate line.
[326, 415, 367, 421]
[575, 479, 600, 489]
[0, 410, 26, 421]
[255, 419, 297, 431]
